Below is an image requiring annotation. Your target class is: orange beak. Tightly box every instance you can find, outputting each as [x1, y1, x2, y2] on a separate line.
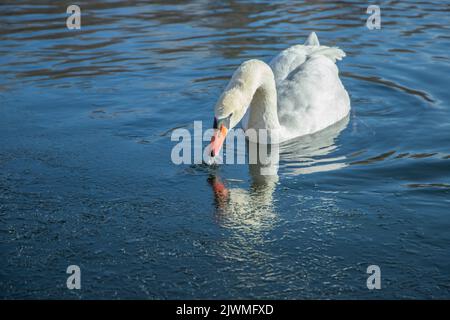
[209, 125, 228, 157]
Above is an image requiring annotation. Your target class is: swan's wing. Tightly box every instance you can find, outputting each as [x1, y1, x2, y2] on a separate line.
[269, 32, 345, 83]
[269, 32, 320, 82]
[276, 55, 350, 139]
[268, 33, 349, 140]
[269, 45, 309, 83]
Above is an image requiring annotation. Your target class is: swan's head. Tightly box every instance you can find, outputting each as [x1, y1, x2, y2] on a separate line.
[209, 86, 248, 157]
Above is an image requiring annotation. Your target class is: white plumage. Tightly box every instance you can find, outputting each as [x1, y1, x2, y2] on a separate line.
[214, 32, 350, 143]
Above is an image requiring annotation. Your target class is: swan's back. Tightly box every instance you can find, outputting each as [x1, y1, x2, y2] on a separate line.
[269, 32, 350, 140]
[270, 32, 345, 82]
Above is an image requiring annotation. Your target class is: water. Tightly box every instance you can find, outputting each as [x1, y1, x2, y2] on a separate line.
[1, 1, 449, 299]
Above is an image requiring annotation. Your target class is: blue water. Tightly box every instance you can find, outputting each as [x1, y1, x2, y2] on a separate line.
[1, 1, 450, 299]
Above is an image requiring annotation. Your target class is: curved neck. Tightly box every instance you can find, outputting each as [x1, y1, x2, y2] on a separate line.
[216, 59, 280, 132]
[245, 61, 280, 131]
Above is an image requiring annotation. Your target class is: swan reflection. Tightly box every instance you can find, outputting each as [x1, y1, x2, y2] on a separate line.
[279, 115, 349, 176]
[209, 115, 349, 233]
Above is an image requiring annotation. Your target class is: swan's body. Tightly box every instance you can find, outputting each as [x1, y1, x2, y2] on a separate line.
[210, 32, 350, 155]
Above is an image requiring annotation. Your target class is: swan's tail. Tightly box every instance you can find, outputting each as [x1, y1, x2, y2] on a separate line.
[305, 32, 346, 62]
[312, 47, 346, 62]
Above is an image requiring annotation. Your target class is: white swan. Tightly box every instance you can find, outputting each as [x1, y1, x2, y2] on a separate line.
[209, 32, 350, 156]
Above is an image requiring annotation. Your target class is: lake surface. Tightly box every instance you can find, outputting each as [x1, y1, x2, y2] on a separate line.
[1, 0, 449, 299]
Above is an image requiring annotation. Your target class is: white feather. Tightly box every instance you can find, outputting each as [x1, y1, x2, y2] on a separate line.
[214, 32, 350, 143]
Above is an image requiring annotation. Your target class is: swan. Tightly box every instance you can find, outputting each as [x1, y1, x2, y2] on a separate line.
[209, 32, 350, 157]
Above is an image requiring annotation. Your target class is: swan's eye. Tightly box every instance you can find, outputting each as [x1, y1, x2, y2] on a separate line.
[214, 113, 232, 130]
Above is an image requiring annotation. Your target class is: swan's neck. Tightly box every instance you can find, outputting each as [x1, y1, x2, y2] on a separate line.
[241, 61, 280, 131]
[217, 60, 280, 133]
